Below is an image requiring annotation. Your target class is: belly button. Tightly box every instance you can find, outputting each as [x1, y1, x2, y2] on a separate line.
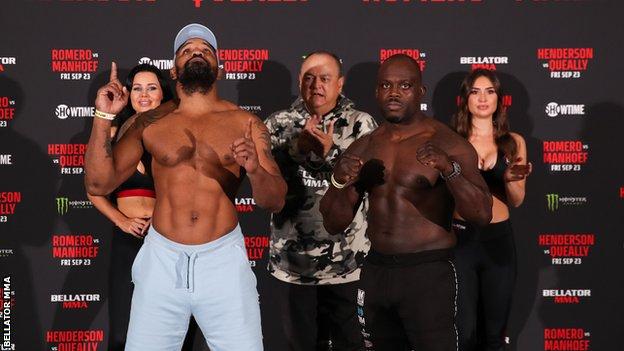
[190, 211, 199, 223]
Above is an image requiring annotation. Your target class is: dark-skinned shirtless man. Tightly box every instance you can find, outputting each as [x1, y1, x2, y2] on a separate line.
[85, 24, 286, 351]
[320, 54, 492, 351]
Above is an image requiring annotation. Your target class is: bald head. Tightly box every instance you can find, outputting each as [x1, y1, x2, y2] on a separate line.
[299, 51, 345, 116]
[378, 54, 422, 85]
[376, 54, 424, 124]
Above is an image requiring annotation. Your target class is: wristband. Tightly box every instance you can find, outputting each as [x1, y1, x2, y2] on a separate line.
[330, 173, 347, 189]
[94, 109, 116, 121]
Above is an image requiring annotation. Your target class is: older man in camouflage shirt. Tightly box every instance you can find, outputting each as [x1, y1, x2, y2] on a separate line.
[265, 51, 377, 351]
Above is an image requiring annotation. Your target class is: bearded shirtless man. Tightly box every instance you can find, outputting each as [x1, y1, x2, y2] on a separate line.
[85, 24, 286, 351]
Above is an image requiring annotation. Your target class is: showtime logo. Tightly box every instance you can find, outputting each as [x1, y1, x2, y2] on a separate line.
[542, 140, 588, 172]
[537, 47, 593, 79]
[0, 57, 16, 73]
[539, 233, 594, 265]
[544, 328, 590, 351]
[46, 330, 104, 351]
[0, 191, 21, 223]
[459, 56, 509, 70]
[55, 104, 95, 120]
[0, 154, 12, 165]
[543, 289, 591, 304]
[138, 57, 173, 70]
[545, 102, 585, 118]
[244, 235, 269, 266]
[219, 49, 269, 80]
[380, 49, 426, 72]
[52, 234, 100, 266]
[51, 49, 99, 80]
[51, 293, 101, 309]
[0, 276, 14, 351]
[235, 197, 256, 213]
[0, 96, 16, 128]
[48, 143, 87, 175]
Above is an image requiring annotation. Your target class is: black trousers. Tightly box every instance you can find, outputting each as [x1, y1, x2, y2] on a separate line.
[278, 279, 364, 351]
[453, 220, 516, 351]
[358, 249, 458, 351]
[108, 228, 201, 350]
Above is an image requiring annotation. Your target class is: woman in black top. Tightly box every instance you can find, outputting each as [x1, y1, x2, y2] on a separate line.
[450, 69, 532, 351]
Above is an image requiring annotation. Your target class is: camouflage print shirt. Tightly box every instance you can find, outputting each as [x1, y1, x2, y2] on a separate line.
[265, 96, 377, 285]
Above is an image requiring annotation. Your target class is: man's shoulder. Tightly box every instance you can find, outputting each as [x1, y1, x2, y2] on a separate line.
[428, 117, 471, 153]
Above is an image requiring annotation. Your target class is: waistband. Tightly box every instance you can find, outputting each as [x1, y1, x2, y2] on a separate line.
[452, 219, 512, 241]
[366, 248, 453, 266]
[146, 224, 244, 292]
[116, 188, 156, 198]
[146, 224, 243, 254]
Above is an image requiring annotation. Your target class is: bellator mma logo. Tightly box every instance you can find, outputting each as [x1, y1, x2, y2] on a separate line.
[138, 57, 173, 70]
[48, 143, 87, 175]
[0, 276, 14, 351]
[244, 235, 269, 267]
[218, 49, 269, 80]
[543, 328, 590, 351]
[0, 57, 16, 74]
[543, 289, 591, 304]
[538, 233, 594, 265]
[0, 96, 16, 129]
[0, 192, 21, 224]
[459, 56, 509, 71]
[52, 234, 100, 266]
[537, 48, 593, 79]
[235, 197, 256, 213]
[51, 293, 101, 310]
[542, 140, 588, 172]
[51, 49, 99, 81]
[46, 330, 104, 351]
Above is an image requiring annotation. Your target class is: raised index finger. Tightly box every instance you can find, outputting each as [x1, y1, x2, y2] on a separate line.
[110, 62, 118, 82]
[245, 119, 253, 139]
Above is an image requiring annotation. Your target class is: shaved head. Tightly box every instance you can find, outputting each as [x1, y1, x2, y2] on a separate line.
[376, 54, 425, 124]
[378, 54, 422, 85]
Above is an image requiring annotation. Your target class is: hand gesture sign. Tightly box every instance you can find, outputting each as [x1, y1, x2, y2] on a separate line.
[118, 216, 151, 239]
[504, 157, 532, 182]
[333, 153, 364, 187]
[231, 119, 260, 174]
[95, 62, 129, 115]
[298, 114, 336, 158]
[416, 141, 452, 174]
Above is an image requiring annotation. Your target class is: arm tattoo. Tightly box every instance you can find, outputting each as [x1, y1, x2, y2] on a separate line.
[104, 133, 113, 158]
[253, 120, 275, 161]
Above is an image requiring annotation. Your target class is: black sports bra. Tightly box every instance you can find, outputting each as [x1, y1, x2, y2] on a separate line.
[480, 151, 507, 202]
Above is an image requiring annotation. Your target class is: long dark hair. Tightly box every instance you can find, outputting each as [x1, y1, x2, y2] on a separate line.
[113, 64, 174, 131]
[450, 69, 517, 159]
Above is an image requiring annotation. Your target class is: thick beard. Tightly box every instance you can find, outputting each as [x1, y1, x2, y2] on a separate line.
[178, 58, 217, 95]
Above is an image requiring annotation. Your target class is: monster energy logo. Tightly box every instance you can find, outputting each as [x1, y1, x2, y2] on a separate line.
[546, 194, 559, 211]
[56, 197, 69, 215]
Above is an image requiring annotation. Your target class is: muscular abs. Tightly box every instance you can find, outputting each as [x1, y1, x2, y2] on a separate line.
[139, 110, 245, 244]
[359, 128, 456, 254]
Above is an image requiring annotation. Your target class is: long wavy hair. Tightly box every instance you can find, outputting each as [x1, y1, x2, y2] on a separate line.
[451, 68, 517, 159]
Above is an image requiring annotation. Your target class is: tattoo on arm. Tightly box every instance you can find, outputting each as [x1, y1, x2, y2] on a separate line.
[104, 133, 112, 158]
[253, 120, 276, 161]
